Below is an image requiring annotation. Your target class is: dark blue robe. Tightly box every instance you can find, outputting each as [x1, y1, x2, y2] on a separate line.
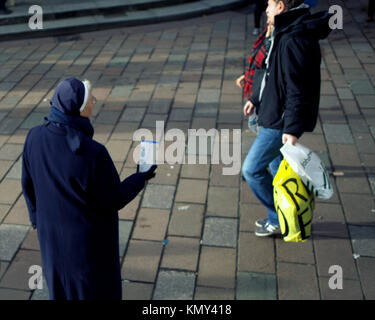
[22, 121, 145, 300]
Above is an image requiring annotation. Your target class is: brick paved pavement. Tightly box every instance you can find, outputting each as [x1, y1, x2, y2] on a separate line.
[0, 0, 374, 300]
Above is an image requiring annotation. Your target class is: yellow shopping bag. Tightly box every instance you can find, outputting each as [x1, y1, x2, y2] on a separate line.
[273, 159, 315, 242]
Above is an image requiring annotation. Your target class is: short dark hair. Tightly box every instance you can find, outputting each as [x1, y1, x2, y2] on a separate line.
[276, 0, 304, 11]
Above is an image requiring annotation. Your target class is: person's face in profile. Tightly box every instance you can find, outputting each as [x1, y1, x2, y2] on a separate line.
[80, 93, 96, 120]
[266, 0, 286, 26]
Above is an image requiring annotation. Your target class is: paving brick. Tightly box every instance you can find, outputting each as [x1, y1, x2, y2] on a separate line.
[240, 179, 263, 204]
[175, 178, 208, 204]
[321, 81, 336, 95]
[142, 184, 175, 209]
[0, 249, 41, 290]
[197, 246, 236, 289]
[20, 112, 46, 130]
[319, 95, 340, 109]
[202, 217, 237, 248]
[323, 124, 354, 144]
[349, 80, 375, 95]
[0, 288, 31, 300]
[312, 203, 349, 239]
[111, 122, 139, 141]
[93, 124, 113, 144]
[4, 196, 30, 225]
[141, 114, 168, 128]
[276, 238, 315, 264]
[153, 270, 195, 300]
[239, 203, 267, 233]
[319, 277, 363, 300]
[119, 220, 133, 258]
[0, 135, 8, 150]
[357, 95, 375, 109]
[315, 237, 358, 280]
[161, 236, 200, 271]
[195, 286, 234, 300]
[0, 204, 10, 222]
[0, 260, 9, 279]
[173, 93, 196, 109]
[357, 257, 375, 299]
[354, 133, 375, 154]
[236, 272, 276, 300]
[118, 195, 141, 220]
[210, 164, 239, 188]
[194, 103, 218, 118]
[5, 157, 22, 180]
[132, 208, 170, 241]
[277, 262, 319, 300]
[341, 99, 361, 116]
[120, 107, 146, 123]
[169, 108, 193, 121]
[95, 110, 121, 124]
[180, 161, 209, 178]
[320, 108, 347, 124]
[0, 179, 21, 204]
[0, 224, 29, 261]
[207, 186, 238, 218]
[349, 225, 375, 258]
[337, 87, 354, 100]
[105, 140, 131, 163]
[335, 172, 372, 195]
[341, 193, 375, 226]
[328, 144, 361, 168]
[110, 85, 133, 98]
[168, 203, 204, 238]
[122, 281, 153, 300]
[238, 232, 275, 274]
[122, 239, 163, 282]
[21, 228, 40, 251]
[149, 164, 179, 186]
[0, 143, 23, 161]
[0, 160, 12, 181]
[360, 153, 375, 174]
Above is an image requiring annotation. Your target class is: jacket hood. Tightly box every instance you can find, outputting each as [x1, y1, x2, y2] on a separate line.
[50, 78, 86, 116]
[275, 6, 333, 41]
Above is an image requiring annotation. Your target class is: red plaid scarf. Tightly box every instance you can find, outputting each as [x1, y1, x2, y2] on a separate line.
[243, 27, 269, 100]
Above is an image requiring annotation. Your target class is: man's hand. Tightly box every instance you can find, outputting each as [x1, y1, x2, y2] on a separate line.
[282, 134, 298, 145]
[236, 75, 245, 88]
[243, 100, 255, 116]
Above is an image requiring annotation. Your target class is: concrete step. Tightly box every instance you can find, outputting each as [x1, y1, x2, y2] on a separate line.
[0, 0, 247, 41]
[0, 0, 198, 26]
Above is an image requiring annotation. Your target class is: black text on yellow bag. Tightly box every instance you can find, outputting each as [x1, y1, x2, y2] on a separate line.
[273, 159, 315, 242]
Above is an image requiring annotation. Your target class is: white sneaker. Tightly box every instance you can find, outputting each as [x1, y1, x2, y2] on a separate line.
[255, 222, 280, 237]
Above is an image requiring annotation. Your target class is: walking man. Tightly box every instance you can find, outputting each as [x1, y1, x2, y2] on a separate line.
[241, 0, 332, 236]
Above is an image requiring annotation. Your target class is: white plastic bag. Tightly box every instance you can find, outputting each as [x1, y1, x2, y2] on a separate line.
[280, 142, 333, 200]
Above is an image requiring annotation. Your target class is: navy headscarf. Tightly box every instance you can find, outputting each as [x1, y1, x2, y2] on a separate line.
[45, 78, 94, 154]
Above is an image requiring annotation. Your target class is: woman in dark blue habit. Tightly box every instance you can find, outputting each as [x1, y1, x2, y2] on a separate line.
[22, 78, 156, 300]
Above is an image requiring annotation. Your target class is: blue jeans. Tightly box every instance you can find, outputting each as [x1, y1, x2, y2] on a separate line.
[242, 127, 283, 226]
